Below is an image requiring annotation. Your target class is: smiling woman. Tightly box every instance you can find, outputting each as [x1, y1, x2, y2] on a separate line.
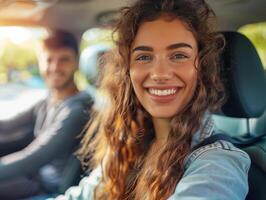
[50, 0, 250, 200]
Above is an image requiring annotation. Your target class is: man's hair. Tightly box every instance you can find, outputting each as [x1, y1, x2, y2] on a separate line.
[43, 30, 79, 56]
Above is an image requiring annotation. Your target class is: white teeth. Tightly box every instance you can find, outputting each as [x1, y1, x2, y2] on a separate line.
[148, 88, 177, 96]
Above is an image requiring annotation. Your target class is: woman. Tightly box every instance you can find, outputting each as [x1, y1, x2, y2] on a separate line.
[52, 0, 250, 199]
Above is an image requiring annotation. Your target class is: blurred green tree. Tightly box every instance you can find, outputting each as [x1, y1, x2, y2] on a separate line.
[0, 39, 39, 83]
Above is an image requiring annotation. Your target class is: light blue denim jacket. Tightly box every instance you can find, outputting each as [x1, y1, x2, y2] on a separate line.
[50, 114, 250, 200]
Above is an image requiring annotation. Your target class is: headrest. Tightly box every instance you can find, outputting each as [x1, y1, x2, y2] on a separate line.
[221, 31, 266, 118]
[79, 44, 111, 85]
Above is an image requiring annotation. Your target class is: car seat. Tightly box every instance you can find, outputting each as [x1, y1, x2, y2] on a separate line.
[216, 31, 266, 200]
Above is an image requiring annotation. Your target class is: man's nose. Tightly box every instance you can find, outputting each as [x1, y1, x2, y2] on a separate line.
[49, 60, 60, 71]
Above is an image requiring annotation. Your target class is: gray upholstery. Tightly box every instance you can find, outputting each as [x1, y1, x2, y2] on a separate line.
[213, 115, 248, 137]
[221, 31, 266, 118]
[250, 110, 266, 137]
[219, 31, 266, 200]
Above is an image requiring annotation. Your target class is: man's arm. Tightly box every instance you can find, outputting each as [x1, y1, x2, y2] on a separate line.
[47, 166, 102, 200]
[0, 125, 34, 157]
[0, 102, 42, 155]
[0, 101, 39, 132]
[0, 100, 90, 180]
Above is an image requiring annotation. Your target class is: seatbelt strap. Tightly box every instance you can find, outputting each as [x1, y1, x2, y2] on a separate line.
[192, 133, 265, 151]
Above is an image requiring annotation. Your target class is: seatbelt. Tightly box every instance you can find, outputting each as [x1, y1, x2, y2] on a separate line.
[192, 133, 265, 151]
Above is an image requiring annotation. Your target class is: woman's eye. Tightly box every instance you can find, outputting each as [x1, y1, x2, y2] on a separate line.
[136, 55, 151, 61]
[171, 53, 189, 60]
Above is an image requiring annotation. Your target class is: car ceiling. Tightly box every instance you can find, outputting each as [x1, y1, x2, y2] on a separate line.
[0, 0, 265, 35]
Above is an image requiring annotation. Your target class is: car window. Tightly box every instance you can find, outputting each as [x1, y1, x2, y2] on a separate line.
[0, 26, 48, 120]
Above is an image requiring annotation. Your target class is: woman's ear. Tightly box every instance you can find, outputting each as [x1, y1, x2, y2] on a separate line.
[194, 55, 199, 70]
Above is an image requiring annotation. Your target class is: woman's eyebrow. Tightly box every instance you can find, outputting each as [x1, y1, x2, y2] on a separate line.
[131, 43, 192, 53]
[132, 46, 153, 53]
[167, 43, 193, 50]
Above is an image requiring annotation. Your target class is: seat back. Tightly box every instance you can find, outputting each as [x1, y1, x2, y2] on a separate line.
[218, 31, 266, 200]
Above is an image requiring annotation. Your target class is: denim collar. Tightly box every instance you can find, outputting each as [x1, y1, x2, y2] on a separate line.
[190, 112, 215, 148]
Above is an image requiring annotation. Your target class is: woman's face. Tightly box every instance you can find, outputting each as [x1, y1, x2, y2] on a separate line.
[130, 17, 198, 119]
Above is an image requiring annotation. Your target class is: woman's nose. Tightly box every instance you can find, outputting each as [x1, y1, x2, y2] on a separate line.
[150, 60, 173, 83]
[150, 73, 172, 82]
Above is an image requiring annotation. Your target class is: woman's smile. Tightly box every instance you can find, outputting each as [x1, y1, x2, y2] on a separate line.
[146, 86, 180, 103]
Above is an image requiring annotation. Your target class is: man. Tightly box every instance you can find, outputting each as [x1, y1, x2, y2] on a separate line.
[0, 30, 92, 199]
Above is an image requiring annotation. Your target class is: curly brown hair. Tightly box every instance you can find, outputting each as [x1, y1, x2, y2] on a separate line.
[78, 0, 225, 199]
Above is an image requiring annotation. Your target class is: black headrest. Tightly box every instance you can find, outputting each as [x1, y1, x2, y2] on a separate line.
[221, 31, 266, 118]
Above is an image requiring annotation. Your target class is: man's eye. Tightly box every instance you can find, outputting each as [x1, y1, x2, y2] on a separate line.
[61, 57, 71, 63]
[47, 58, 52, 64]
[136, 55, 151, 61]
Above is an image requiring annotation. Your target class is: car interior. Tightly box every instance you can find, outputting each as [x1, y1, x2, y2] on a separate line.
[0, 0, 265, 199]
[217, 31, 266, 200]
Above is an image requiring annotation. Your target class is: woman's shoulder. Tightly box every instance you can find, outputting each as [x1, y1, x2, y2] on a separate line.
[185, 140, 250, 171]
[169, 141, 251, 200]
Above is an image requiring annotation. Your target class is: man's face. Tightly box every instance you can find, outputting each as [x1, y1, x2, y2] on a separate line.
[39, 47, 78, 90]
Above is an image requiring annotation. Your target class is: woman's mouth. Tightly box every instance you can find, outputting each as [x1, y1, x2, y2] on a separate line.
[146, 87, 180, 103]
[148, 88, 177, 96]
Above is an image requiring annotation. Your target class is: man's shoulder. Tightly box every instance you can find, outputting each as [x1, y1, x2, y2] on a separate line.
[33, 98, 47, 112]
[67, 91, 93, 106]
[55, 91, 93, 119]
